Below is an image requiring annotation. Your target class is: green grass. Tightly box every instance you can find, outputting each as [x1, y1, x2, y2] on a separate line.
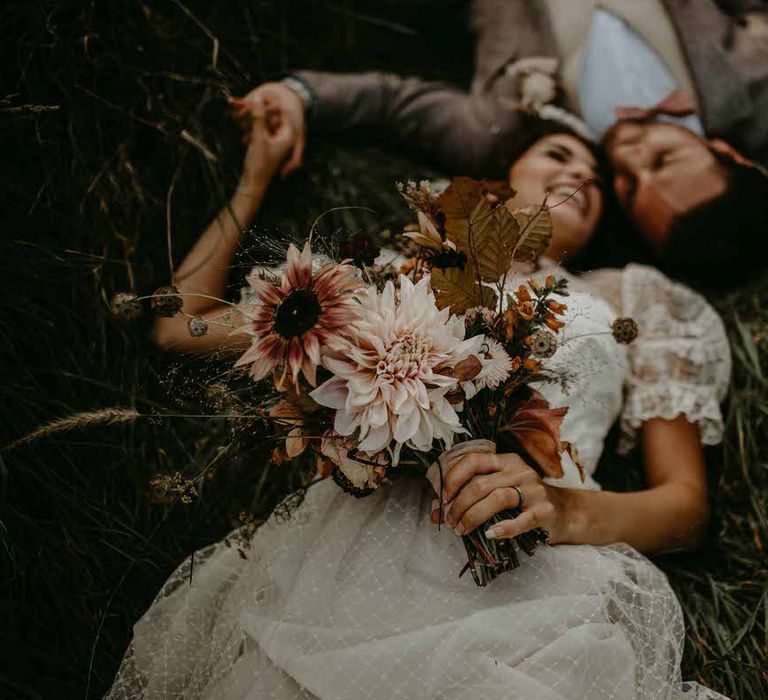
[0, 1, 765, 698]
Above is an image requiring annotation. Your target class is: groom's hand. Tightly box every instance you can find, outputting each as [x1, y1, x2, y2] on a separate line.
[230, 82, 306, 177]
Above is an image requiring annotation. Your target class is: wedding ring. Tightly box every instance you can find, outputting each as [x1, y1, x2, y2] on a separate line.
[512, 485, 525, 509]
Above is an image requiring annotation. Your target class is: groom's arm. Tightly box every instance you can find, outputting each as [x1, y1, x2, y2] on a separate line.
[294, 70, 523, 177]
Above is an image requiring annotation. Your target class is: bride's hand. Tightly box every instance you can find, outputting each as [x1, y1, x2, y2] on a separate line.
[230, 82, 306, 177]
[238, 102, 295, 189]
[430, 452, 567, 543]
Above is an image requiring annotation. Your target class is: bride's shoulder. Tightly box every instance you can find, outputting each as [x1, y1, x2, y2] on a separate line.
[582, 263, 721, 326]
[603, 265, 732, 451]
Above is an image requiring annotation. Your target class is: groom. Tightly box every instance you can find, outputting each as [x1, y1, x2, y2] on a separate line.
[243, 0, 768, 280]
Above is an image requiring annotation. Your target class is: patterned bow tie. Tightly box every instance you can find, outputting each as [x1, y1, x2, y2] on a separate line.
[614, 88, 696, 122]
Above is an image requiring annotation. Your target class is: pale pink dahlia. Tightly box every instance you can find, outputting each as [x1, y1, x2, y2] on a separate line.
[236, 243, 362, 390]
[310, 275, 482, 463]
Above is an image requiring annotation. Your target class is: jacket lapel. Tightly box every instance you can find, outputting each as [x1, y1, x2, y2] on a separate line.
[661, 0, 753, 136]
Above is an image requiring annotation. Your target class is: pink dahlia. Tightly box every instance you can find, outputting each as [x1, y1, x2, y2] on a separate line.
[236, 243, 362, 391]
[310, 275, 482, 463]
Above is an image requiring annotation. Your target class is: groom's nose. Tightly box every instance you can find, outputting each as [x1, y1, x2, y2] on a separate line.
[604, 121, 650, 174]
[611, 140, 651, 175]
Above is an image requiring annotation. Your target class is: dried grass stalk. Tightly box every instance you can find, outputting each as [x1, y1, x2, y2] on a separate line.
[5, 408, 141, 451]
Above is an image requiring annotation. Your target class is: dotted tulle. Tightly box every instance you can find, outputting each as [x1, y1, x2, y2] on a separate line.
[107, 272, 730, 699]
[107, 478, 727, 699]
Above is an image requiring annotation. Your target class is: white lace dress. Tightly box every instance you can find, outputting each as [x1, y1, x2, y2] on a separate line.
[108, 263, 732, 700]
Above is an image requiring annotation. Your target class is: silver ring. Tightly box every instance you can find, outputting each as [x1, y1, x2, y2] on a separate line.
[512, 485, 525, 509]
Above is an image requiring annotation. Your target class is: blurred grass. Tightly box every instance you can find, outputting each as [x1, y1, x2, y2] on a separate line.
[0, 1, 765, 698]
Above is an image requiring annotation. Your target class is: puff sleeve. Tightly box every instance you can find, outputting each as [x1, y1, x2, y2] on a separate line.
[618, 264, 731, 452]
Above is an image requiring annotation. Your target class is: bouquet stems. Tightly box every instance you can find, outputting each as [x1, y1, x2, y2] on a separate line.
[428, 439, 549, 587]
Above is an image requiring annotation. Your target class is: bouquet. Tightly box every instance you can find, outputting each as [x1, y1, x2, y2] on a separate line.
[231, 176, 634, 586]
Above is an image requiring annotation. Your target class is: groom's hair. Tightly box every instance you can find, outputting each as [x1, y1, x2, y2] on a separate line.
[664, 156, 768, 287]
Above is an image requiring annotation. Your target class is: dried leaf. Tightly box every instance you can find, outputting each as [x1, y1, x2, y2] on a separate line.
[454, 355, 483, 382]
[511, 205, 552, 262]
[269, 391, 319, 422]
[473, 201, 522, 282]
[436, 177, 514, 219]
[286, 427, 308, 458]
[499, 390, 568, 478]
[430, 267, 498, 314]
[321, 436, 388, 496]
[444, 198, 523, 283]
[561, 441, 586, 483]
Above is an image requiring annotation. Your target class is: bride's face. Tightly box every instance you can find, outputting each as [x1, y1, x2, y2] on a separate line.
[507, 134, 603, 262]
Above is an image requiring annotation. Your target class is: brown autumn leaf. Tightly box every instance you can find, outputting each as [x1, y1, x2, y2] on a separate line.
[473, 200, 522, 282]
[499, 389, 568, 478]
[436, 177, 515, 221]
[269, 399, 303, 424]
[285, 427, 308, 458]
[561, 441, 586, 483]
[430, 266, 498, 314]
[443, 198, 523, 283]
[511, 205, 552, 263]
[454, 355, 483, 382]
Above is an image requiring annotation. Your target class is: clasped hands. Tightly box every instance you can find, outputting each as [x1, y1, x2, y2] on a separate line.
[430, 452, 567, 543]
[229, 82, 307, 185]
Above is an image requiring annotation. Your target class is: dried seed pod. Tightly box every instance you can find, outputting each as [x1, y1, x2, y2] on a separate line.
[150, 285, 183, 317]
[529, 330, 558, 358]
[147, 474, 175, 504]
[109, 292, 142, 320]
[612, 317, 639, 345]
[188, 316, 209, 337]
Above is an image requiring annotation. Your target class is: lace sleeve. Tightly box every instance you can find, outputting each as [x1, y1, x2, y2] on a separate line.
[618, 264, 731, 452]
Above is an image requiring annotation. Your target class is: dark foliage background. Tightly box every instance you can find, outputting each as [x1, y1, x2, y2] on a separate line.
[0, 1, 765, 698]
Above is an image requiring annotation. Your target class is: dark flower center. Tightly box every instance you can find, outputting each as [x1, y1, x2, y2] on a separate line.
[273, 288, 321, 339]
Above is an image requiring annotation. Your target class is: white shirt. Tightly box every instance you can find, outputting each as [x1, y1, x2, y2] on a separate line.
[578, 7, 704, 139]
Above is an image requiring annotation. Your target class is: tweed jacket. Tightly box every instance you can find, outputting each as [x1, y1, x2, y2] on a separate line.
[296, 0, 768, 175]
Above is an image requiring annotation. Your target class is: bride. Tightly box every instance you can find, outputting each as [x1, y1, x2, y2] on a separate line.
[108, 101, 731, 699]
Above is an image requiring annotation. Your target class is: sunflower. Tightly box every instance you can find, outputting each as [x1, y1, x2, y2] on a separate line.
[236, 243, 363, 391]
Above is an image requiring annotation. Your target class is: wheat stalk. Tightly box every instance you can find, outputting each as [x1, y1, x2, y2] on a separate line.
[5, 408, 141, 451]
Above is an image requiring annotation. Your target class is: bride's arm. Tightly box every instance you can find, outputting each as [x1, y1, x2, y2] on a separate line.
[559, 416, 710, 552]
[152, 107, 294, 354]
[436, 415, 710, 554]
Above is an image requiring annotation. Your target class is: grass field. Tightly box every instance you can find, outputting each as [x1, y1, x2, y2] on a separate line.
[1, 2, 766, 698]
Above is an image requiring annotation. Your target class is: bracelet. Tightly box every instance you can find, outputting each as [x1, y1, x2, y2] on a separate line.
[281, 75, 315, 116]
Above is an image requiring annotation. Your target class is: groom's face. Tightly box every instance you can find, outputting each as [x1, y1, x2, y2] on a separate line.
[603, 122, 728, 255]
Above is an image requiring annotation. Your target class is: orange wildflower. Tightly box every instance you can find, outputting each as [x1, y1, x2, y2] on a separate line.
[519, 300, 536, 321]
[523, 358, 540, 372]
[503, 308, 518, 340]
[545, 275, 556, 288]
[528, 278, 541, 294]
[515, 284, 532, 303]
[547, 300, 568, 315]
[545, 316, 566, 332]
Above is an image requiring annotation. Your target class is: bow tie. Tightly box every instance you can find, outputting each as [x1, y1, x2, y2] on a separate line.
[614, 88, 696, 122]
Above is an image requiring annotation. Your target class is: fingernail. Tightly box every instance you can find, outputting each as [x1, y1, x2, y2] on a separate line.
[456, 523, 465, 535]
[485, 527, 498, 539]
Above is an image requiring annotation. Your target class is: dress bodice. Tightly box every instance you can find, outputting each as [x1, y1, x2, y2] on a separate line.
[518, 260, 731, 489]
